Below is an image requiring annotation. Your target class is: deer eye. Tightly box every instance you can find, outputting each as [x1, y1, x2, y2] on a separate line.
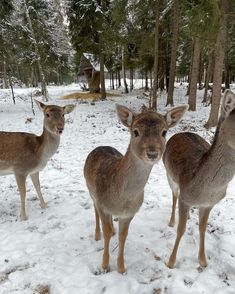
[46, 113, 50, 118]
[162, 130, 167, 137]
[133, 129, 140, 137]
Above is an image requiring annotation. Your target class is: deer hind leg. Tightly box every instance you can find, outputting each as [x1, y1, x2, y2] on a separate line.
[30, 172, 47, 209]
[99, 210, 113, 272]
[168, 192, 178, 227]
[167, 199, 189, 268]
[15, 174, 28, 221]
[167, 174, 179, 227]
[117, 217, 133, 274]
[111, 217, 116, 236]
[94, 205, 101, 241]
[198, 207, 211, 267]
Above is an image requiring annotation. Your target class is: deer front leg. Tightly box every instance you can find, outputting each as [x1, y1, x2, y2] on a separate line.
[99, 210, 113, 272]
[94, 205, 101, 241]
[15, 174, 28, 221]
[167, 199, 189, 268]
[198, 207, 212, 267]
[168, 192, 178, 227]
[117, 216, 133, 274]
[30, 172, 47, 209]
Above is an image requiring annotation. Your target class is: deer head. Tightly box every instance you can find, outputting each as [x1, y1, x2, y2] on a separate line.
[116, 104, 188, 164]
[35, 100, 76, 136]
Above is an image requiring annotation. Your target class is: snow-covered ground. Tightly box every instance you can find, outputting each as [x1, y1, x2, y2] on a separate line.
[0, 84, 235, 294]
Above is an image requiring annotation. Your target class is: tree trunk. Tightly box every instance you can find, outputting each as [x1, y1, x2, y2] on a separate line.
[186, 40, 194, 96]
[166, 0, 179, 106]
[111, 72, 114, 90]
[122, 46, 128, 93]
[24, 0, 48, 101]
[151, 0, 160, 110]
[100, 52, 106, 99]
[198, 52, 204, 89]
[144, 70, 149, 91]
[159, 48, 165, 91]
[130, 68, 134, 92]
[8, 74, 15, 104]
[202, 52, 213, 104]
[205, 0, 228, 128]
[117, 70, 121, 88]
[224, 46, 230, 89]
[3, 60, 9, 88]
[188, 37, 201, 111]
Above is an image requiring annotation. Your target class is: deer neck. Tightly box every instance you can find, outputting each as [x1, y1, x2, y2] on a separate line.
[196, 128, 235, 189]
[117, 145, 153, 194]
[38, 127, 60, 161]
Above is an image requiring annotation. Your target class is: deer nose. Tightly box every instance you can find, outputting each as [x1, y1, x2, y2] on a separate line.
[146, 150, 158, 161]
[57, 127, 64, 134]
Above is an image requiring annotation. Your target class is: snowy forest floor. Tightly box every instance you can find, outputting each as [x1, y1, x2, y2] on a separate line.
[0, 84, 235, 294]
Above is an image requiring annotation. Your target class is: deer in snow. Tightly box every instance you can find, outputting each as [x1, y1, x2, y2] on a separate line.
[163, 89, 235, 268]
[0, 100, 75, 220]
[84, 103, 188, 273]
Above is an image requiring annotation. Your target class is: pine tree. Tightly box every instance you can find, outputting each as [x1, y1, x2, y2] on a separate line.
[166, 0, 180, 106]
[205, 0, 229, 128]
[67, 0, 114, 99]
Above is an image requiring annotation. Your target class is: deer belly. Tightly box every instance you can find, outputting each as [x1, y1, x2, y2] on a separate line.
[0, 162, 14, 175]
[102, 196, 144, 218]
[28, 162, 47, 174]
[0, 167, 14, 176]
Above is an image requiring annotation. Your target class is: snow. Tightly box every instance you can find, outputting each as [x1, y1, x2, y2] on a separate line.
[0, 84, 235, 293]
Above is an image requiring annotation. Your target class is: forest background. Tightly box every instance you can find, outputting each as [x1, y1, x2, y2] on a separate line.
[1, 0, 235, 127]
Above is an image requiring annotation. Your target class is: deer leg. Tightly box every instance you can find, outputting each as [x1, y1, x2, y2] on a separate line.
[99, 210, 113, 272]
[198, 207, 211, 267]
[30, 172, 47, 209]
[168, 192, 178, 227]
[111, 217, 116, 236]
[117, 217, 133, 274]
[94, 205, 101, 241]
[167, 199, 189, 268]
[15, 174, 28, 221]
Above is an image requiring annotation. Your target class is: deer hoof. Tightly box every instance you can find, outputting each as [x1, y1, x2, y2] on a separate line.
[20, 214, 28, 221]
[40, 202, 47, 209]
[118, 266, 126, 274]
[167, 258, 176, 269]
[95, 232, 101, 241]
[199, 258, 208, 268]
[168, 220, 175, 227]
[102, 265, 110, 273]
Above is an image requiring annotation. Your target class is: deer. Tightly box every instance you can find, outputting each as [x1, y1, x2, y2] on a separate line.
[0, 100, 75, 221]
[163, 89, 235, 269]
[84, 103, 188, 273]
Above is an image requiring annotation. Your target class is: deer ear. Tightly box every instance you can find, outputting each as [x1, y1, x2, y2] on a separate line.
[35, 100, 46, 111]
[116, 104, 135, 128]
[140, 104, 148, 113]
[165, 105, 188, 128]
[63, 104, 76, 114]
[221, 90, 235, 118]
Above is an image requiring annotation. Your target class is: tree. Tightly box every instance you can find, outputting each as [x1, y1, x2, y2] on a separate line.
[151, 0, 160, 110]
[205, 0, 229, 128]
[67, 0, 113, 99]
[0, 0, 14, 89]
[23, 0, 48, 100]
[166, 0, 180, 106]
[0, 0, 73, 92]
[188, 36, 201, 111]
[185, 0, 220, 111]
[202, 50, 214, 104]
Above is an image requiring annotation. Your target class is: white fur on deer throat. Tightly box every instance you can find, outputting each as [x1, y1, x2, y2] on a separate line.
[41, 132, 60, 161]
